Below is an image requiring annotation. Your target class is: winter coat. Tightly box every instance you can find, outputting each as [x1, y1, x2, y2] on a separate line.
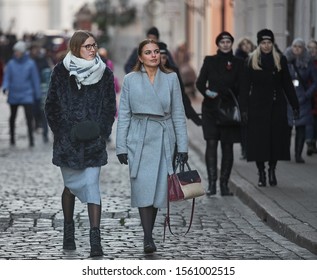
[196, 51, 244, 142]
[45, 62, 116, 169]
[284, 47, 317, 126]
[312, 59, 317, 116]
[2, 54, 41, 104]
[116, 68, 188, 208]
[240, 54, 299, 162]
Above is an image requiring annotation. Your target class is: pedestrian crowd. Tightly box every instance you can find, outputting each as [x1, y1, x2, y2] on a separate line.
[0, 26, 317, 258]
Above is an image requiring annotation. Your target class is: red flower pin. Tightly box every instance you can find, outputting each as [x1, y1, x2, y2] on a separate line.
[226, 61, 232, 71]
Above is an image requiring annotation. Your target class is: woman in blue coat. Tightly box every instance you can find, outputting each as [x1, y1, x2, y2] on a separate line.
[284, 38, 317, 163]
[2, 40, 41, 147]
[116, 39, 188, 254]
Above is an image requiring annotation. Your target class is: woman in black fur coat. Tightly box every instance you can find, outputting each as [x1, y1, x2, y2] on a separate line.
[45, 30, 116, 257]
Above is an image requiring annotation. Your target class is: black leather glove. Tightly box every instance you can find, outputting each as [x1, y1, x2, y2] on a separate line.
[241, 112, 248, 125]
[117, 153, 128, 165]
[176, 152, 188, 164]
[293, 108, 300, 120]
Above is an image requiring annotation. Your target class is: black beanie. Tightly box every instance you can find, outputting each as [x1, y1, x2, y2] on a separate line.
[147, 26, 160, 39]
[257, 29, 275, 44]
[158, 42, 167, 54]
[215, 31, 234, 45]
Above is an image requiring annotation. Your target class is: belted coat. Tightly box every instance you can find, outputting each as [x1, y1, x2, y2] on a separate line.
[116, 68, 188, 208]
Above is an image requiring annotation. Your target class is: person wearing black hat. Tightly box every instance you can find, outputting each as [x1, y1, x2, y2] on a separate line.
[239, 29, 299, 187]
[124, 26, 175, 73]
[196, 31, 244, 196]
[158, 41, 202, 127]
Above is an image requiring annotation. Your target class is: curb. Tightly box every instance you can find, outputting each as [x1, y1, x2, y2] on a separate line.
[189, 140, 317, 256]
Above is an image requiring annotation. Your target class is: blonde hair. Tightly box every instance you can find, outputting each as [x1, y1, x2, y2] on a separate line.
[249, 45, 281, 71]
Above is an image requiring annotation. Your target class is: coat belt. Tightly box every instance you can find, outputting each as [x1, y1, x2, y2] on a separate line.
[130, 114, 173, 178]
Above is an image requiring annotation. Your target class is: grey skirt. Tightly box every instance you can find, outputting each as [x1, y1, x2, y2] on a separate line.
[60, 167, 101, 205]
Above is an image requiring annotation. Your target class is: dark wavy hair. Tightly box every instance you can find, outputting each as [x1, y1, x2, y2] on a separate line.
[132, 39, 172, 73]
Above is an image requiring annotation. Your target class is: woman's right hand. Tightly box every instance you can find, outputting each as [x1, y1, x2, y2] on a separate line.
[117, 153, 128, 165]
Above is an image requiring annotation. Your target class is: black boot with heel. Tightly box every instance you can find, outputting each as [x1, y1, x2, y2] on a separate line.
[90, 227, 103, 257]
[63, 220, 76, 250]
[256, 161, 266, 187]
[268, 161, 277, 186]
[220, 143, 233, 196]
[205, 140, 218, 196]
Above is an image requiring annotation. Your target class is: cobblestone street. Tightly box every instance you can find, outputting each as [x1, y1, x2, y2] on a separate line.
[0, 100, 315, 260]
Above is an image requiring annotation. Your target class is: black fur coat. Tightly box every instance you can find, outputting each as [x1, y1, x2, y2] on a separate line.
[45, 62, 116, 169]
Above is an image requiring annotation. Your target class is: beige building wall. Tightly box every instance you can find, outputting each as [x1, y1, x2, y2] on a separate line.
[0, 0, 95, 37]
[186, 0, 234, 73]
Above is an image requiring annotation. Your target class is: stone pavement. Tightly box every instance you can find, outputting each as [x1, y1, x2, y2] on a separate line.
[188, 95, 317, 256]
[0, 93, 316, 260]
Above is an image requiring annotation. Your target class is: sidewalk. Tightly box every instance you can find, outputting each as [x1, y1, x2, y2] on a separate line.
[188, 95, 317, 255]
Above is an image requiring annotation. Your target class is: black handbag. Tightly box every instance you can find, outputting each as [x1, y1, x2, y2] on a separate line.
[70, 120, 100, 142]
[67, 78, 102, 142]
[216, 89, 241, 126]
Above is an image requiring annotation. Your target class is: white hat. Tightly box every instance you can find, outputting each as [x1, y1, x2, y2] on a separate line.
[13, 41, 27, 53]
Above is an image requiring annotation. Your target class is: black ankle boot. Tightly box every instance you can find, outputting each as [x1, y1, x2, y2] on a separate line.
[206, 181, 217, 196]
[90, 227, 103, 257]
[144, 239, 156, 254]
[220, 180, 233, 196]
[268, 168, 277, 186]
[63, 221, 76, 250]
[258, 170, 266, 187]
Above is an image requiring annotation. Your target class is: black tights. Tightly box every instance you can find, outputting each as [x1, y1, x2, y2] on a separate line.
[138, 206, 158, 241]
[62, 187, 101, 228]
[9, 104, 33, 144]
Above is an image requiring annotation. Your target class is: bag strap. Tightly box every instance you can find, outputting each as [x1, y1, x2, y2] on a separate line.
[163, 197, 196, 241]
[163, 161, 195, 241]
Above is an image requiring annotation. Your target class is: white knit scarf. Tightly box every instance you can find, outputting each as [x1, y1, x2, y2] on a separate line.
[63, 51, 106, 89]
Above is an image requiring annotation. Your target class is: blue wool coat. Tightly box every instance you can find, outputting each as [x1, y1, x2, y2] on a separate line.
[45, 62, 116, 169]
[116, 68, 188, 208]
[286, 60, 317, 126]
[2, 54, 41, 104]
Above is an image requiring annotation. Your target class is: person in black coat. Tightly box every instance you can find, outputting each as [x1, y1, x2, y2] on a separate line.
[196, 32, 244, 196]
[239, 29, 299, 187]
[45, 30, 116, 257]
[235, 37, 256, 160]
[158, 42, 202, 127]
[124, 26, 175, 74]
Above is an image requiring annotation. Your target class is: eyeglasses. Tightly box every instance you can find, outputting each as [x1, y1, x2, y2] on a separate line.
[81, 43, 98, 51]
